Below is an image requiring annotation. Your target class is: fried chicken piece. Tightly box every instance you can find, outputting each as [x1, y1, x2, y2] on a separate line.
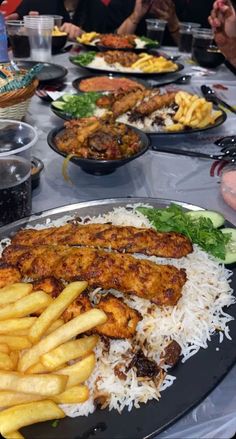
[2, 245, 187, 306]
[11, 223, 193, 259]
[99, 50, 139, 67]
[96, 294, 141, 338]
[32, 277, 64, 298]
[63, 293, 92, 323]
[62, 293, 141, 339]
[0, 264, 21, 288]
[134, 92, 176, 116]
[112, 90, 149, 117]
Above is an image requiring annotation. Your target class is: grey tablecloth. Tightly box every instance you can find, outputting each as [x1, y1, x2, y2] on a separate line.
[24, 48, 236, 439]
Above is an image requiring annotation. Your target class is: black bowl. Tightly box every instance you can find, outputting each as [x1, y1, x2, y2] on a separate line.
[47, 125, 150, 175]
[52, 34, 68, 54]
[192, 45, 225, 68]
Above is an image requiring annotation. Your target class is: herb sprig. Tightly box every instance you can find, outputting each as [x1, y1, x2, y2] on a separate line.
[137, 204, 231, 259]
[71, 52, 97, 66]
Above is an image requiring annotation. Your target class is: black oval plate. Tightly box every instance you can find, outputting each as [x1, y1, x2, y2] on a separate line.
[78, 39, 159, 54]
[47, 124, 150, 175]
[0, 197, 235, 439]
[16, 60, 68, 84]
[69, 55, 184, 77]
[72, 73, 150, 93]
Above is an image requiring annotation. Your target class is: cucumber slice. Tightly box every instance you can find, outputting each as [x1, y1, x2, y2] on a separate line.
[185, 210, 225, 228]
[52, 100, 65, 110]
[220, 228, 236, 264]
[62, 94, 74, 102]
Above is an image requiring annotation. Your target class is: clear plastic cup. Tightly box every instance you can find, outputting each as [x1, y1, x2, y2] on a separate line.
[44, 15, 63, 27]
[178, 22, 201, 53]
[0, 119, 38, 160]
[145, 19, 167, 46]
[191, 28, 224, 67]
[24, 15, 54, 62]
[0, 155, 32, 226]
[6, 20, 30, 58]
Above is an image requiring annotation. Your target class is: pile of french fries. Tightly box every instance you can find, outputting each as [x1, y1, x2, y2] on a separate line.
[0, 281, 107, 438]
[131, 54, 177, 73]
[166, 91, 222, 132]
[77, 32, 100, 44]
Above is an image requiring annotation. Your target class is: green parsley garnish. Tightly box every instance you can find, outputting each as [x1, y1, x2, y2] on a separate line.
[64, 92, 101, 118]
[71, 51, 97, 66]
[51, 420, 59, 428]
[137, 203, 231, 260]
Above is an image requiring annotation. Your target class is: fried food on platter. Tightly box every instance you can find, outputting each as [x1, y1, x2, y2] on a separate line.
[133, 91, 176, 116]
[0, 391, 44, 408]
[0, 336, 31, 351]
[77, 31, 100, 44]
[0, 283, 32, 306]
[32, 277, 64, 298]
[56, 353, 96, 388]
[3, 245, 187, 307]
[0, 401, 65, 436]
[0, 318, 36, 335]
[62, 294, 92, 323]
[112, 89, 149, 117]
[131, 54, 177, 73]
[0, 266, 22, 289]
[166, 91, 223, 131]
[0, 344, 9, 354]
[52, 384, 89, 404]
[0, 291, 52, 320]
[18, 309, 107, 372]
[0, 353, 15, 371]
[28, 281, 88, 343]
[0, 371, 67, 396]
[11, 222, 193, 259]
[41, 335, 98, 371]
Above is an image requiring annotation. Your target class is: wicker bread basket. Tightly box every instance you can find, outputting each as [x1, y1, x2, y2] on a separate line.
[0, 78, 38, 120]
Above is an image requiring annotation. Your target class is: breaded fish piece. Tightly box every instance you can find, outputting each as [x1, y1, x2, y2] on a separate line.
[11, 223, 193, 259]
[2, 245, 187, 306]
[134, 92, 176, 116]
[63, 293, 141, 339]
[0, 264, 22, 288]
[32, 277, 64, 298]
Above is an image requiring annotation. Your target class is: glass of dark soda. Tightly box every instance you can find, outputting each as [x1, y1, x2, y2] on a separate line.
[192, 28, 225, 67]
[6, 20, 30, 58]
[178, 22, 201, 53]
[146, 19, 167, 46]
[0, 156, 32, 227]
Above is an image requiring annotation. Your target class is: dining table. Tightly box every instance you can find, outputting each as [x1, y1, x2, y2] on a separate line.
[20, 45, 236, 439]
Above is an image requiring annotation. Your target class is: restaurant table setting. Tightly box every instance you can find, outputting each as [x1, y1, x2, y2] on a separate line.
[0, 24, 236, 439]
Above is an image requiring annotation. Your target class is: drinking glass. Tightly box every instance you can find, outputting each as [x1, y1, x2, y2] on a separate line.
[191, 28, 224, 67]
[178, 22, 201, 53]
[0, 155, 32, 226]
[6, 20, 30, 58]
[24, 15, 54, 62]
[145, 19, 167, 46]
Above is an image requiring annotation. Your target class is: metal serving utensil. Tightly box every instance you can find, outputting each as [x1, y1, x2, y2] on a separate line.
[201, 85, 236, 114]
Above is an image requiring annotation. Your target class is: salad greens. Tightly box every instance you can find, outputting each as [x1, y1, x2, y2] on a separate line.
[137, 204, 231, 260]
[140, 36, 159, 47]
[52, 92, 101, 118]
[71, 51, 96, 66]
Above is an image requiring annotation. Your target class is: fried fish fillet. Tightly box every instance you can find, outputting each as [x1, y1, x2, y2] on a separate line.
[63, 293, 141, 339]
[0, 264, 22, 288]
[11, 223, 193, 259]
[112, 89, 149, 117]
[134, 92, 176, 116]
[2, 245, 186, 306]
[32, 277, 64, 298]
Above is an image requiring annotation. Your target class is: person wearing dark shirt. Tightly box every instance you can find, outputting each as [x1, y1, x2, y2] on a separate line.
[7, 0, 71, 22]
[107, 0, 214, 45]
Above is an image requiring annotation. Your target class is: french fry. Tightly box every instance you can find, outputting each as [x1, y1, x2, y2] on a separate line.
[29, 281, 88, 343]
[57, 353, 96, 388]
[3, 431, 24, 439]
[45, 319, 64, 335]
[9, 352, 19, 370]
[0, 284, 32, 307]
[41, 335, 99, 371]
[26, 362, 50, 374]
[0, 391, 43, 408]
[0, 401, 65, 436]
[0, 371, 67, 396]
[0, 292, 52, 321]
[0, 353, 14, 371]
[0, 318, 36, 335]
[52, 384, 89, 404]
[18, 309, 107, 372]
[0, 336, 31, 351]
[0, 344, 9, 354]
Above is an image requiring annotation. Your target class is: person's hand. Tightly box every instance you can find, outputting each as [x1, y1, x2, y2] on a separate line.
[209, 0, 236, 37]
[150, 0, 179, 32]
[60, 22, 83, 40]
[131, 0, 154, 24]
